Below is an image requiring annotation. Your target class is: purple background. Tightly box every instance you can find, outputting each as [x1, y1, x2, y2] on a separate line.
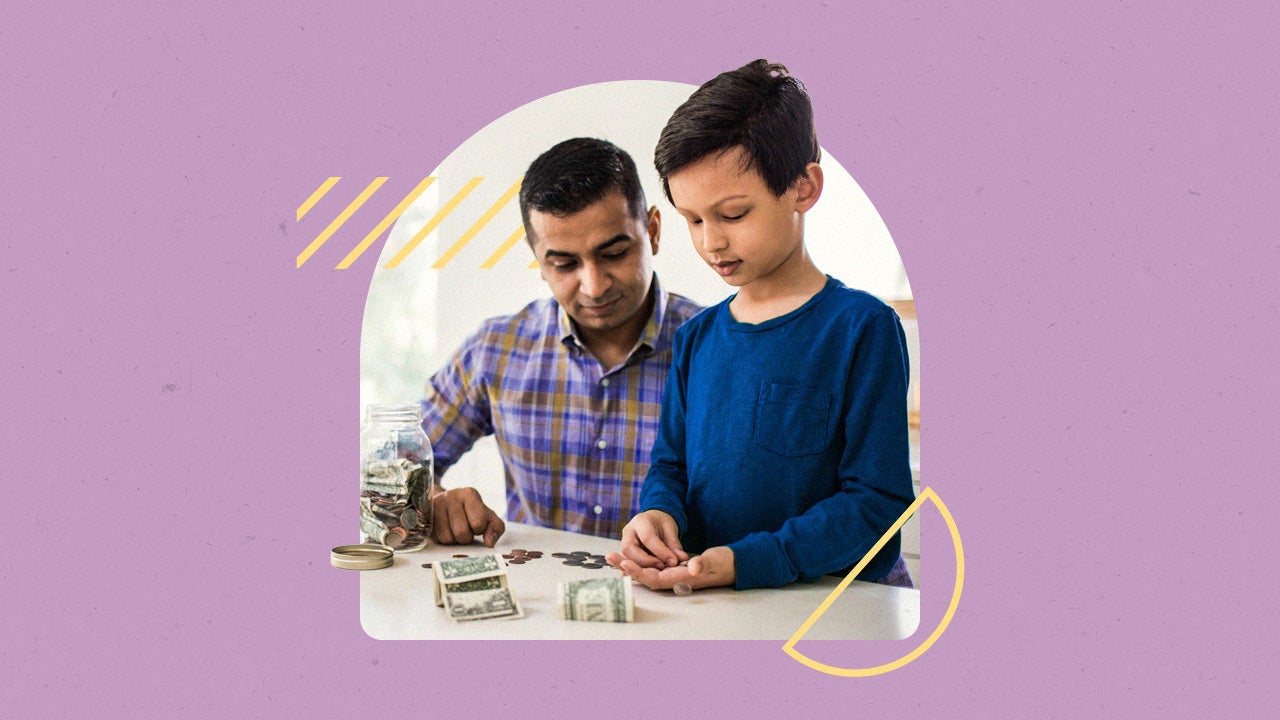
[3, 1, 1277, 716]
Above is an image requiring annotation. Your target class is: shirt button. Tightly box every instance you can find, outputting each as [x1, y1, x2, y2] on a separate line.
[596, 439, 607, 450]
[593, 505, 603, 515]
[600, 378, 610, 387]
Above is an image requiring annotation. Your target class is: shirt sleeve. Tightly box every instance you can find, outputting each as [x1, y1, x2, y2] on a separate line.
[420, 327, 496, 481]
[637, 327, 691, 533]
[728, 305, 915, 589]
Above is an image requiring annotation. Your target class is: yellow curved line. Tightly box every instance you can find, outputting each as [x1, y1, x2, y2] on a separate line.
[781, 486, 964, 677]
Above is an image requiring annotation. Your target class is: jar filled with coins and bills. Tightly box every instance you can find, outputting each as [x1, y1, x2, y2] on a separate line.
[359, 404, 434, 552]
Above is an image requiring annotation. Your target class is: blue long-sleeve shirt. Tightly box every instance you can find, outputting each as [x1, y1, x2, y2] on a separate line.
[639, 276, 915, 589]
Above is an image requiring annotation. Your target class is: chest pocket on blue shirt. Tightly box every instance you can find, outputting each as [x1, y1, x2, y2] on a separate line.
[753, 383, 833, 457]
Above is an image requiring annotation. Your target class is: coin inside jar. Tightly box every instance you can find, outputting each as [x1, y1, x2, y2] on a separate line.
[673, 582, 693, 596]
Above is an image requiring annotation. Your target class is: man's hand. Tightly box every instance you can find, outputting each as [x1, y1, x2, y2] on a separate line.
[608, 510, 689, 570]
[430, 487, 505, 547]
[607, 546, 736, 591]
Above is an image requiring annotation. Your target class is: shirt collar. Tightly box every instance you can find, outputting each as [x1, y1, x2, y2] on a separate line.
[557, 273, 670, 362]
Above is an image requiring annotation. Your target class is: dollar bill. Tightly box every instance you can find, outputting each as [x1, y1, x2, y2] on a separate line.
[556, 577, 634, 622]
[431, 553, 522, 620]
[442, 587, 524, 622]
[435, 554, 504, 582]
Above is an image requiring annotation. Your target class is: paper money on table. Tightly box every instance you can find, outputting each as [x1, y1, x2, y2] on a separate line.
[432, 554, 523, 621]
[442, 586, 523, 622]
[557, 576, 634, 622]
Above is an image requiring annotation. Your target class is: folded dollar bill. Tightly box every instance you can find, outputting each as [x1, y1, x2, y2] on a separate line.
[432, 554, 523, 621]
[557, 576, 634, 622]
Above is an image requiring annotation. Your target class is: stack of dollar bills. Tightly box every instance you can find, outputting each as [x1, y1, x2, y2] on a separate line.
[432, 554, 523, 622]
[556, 576, 634, 622]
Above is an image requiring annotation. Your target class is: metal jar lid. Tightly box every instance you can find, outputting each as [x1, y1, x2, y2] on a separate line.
[331, 543, 395, 571]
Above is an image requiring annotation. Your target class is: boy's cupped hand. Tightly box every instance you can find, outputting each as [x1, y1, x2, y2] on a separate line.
[607, 545, 736, 591]
[607, 510, 735, 590]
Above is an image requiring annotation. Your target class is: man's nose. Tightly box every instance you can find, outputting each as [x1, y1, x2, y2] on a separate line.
[579, 262, 611, 299]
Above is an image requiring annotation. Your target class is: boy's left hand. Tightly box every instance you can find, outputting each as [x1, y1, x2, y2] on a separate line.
[606, 546, 736, 591]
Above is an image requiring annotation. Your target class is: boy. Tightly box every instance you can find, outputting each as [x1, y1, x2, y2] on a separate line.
[607, 60, 915, 590]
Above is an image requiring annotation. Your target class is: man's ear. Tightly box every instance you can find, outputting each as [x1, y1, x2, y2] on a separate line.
[793, 162, 824, 213]
[647, 206, 661, 256]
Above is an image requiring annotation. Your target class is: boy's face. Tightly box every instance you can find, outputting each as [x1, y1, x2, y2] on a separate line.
[666, 146, 820, 289]
[529, 191, 660, 343]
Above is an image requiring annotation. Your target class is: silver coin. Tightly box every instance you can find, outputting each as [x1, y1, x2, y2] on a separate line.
[399, 508, 420, 528]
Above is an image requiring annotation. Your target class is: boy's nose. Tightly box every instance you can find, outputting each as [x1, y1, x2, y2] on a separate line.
[700, 225, 729, 253]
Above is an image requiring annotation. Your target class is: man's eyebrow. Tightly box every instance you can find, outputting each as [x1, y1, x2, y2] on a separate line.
[542, 234, 634, 260]
[593, 235, 632, 253]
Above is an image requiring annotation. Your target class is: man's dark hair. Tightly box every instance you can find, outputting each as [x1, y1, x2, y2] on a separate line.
[519, 137, 648, 242]
[655, 59, 821, 203]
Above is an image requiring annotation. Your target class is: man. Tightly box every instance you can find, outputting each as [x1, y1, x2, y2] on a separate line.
[424, 137, 703, 547]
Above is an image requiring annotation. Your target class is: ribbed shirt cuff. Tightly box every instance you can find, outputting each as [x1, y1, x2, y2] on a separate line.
[727, 532, 794, 590]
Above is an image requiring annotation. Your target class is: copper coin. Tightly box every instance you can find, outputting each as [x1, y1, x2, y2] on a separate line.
[421, 563, 433, 568]
[452, 554, 468, 558]
[509, 558, 526, 564]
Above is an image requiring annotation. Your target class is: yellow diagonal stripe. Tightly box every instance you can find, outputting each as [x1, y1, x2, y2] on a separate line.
[529, 258, 540, 269]
[296, 177, 388, 268]
[334, 176, 437, 270]
[297, 177, 341, 221]
[383, 178, 484, 269]
[479, 226, 528, 269]
[431, 178, 523, 269]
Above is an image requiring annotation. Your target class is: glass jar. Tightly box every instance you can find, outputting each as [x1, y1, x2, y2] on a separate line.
[359, 404, 434, 551]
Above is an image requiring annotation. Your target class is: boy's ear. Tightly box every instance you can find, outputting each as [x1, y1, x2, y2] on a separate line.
[793, 162, 824, 213]
[646, 205, 661, 256]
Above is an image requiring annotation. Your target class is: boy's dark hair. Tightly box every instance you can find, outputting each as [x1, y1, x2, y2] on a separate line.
[655, 59, 821, 203]
[519, 137, 648, 242]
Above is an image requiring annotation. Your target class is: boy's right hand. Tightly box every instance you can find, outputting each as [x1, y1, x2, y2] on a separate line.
[612, 510, 689, 569]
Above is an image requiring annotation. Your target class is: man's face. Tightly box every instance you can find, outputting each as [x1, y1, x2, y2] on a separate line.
[529, 191, 660, 343]
[666, 146, 817, 289]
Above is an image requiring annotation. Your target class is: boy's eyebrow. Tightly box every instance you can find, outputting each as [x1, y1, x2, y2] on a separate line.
[675, 194, 750, 212]
[542, 234, 632, 259]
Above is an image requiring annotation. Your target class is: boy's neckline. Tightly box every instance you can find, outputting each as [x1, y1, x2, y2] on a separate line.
[723, 275, 837, 331]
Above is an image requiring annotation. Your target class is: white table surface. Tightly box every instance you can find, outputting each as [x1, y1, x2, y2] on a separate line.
[360, 522, 919, 640]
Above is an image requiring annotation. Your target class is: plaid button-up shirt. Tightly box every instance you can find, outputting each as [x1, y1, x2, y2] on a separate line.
[421, 277, 703, 539]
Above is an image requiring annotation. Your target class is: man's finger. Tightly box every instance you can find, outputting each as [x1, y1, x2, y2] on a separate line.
[431, 502, 455, 544]
[448, 504, 475, 545]
[481, 514, 506, 548]
[462, 495, 494, 534]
